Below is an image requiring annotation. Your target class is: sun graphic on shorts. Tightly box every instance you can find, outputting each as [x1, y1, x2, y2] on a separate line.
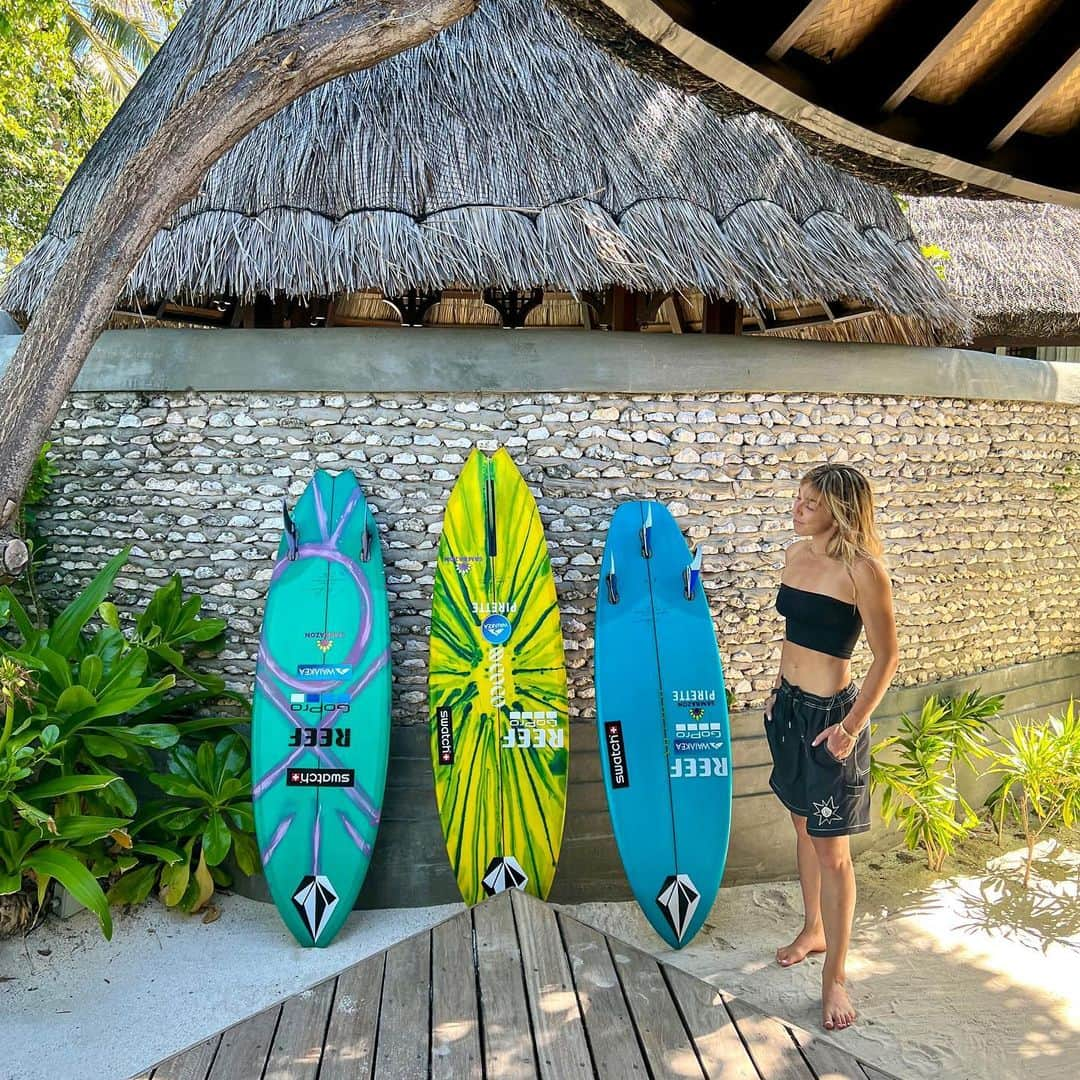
[812, 795, 843, 827]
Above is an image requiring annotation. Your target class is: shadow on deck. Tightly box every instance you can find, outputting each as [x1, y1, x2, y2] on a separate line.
[132, 890, 902, 1079]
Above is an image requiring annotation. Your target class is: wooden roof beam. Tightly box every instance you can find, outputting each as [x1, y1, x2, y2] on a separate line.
[988, 44, 1080, 150]
[766, 1, 831, 61]
[879, 0, 999, 112]
[955, 1, 1080, 150]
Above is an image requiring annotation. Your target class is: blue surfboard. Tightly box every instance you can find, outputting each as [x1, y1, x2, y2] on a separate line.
[594, 501, 732, 948]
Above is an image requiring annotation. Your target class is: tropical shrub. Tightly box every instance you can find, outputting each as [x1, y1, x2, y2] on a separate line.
[109, 733, 258, 914]
[0, 550, 252, 936]
[984, 700, 1080, 888]
[871, 690, 1004, 871]
[0, 656, 119, 937]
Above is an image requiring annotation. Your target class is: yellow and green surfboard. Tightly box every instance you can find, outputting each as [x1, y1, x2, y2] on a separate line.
[429, 448, 569, 905]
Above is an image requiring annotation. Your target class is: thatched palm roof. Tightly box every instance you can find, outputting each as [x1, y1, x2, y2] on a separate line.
[907, 198, 1080, 345]
[2, 0, 960, 339]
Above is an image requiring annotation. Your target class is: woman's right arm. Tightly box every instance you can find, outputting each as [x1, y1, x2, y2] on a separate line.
[765, 644, 783, 721]
[766, 543, 792, 721]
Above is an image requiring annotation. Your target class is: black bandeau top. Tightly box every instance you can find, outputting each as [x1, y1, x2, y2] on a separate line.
[776, 583, 862, 660]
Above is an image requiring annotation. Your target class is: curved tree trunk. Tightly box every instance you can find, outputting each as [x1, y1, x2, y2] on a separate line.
[0, 0, 477, 584]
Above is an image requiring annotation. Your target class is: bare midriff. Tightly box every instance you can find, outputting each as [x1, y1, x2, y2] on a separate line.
[779, 639, 852, 698]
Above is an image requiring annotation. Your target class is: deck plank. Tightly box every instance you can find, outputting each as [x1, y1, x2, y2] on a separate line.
[511, 891, 592, 1078]
[206, 1006, 279, 1080]
[473, 892, 540, 1078]
[144, 1035, 220, 1080]
[320, 952, 385, 1080]
[431, 910, 483, 1080]
[261, 978, 335, 1080]
[785, 1018, 876, 1080]
[607, 938, 705, 1079]
[134, 895, 908, 1080]
[557, 913, 648, 1079]
[374, 928, 431, 1080]
[662, 964, 758, 1080]
[725, 996, 815, 1080]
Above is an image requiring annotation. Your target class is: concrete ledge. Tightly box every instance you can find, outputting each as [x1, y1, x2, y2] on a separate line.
[2, 329, 1077, 404]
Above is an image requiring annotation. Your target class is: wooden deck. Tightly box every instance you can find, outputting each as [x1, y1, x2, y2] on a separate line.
[132, 890, 903, 1080]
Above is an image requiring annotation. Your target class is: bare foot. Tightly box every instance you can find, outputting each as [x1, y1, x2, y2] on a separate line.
[822, 978, 857, 1031]
[775, 928, 826, 967]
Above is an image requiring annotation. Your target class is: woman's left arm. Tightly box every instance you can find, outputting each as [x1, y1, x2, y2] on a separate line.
[812, 558, 898, 757]
[839, 557, 899, 734]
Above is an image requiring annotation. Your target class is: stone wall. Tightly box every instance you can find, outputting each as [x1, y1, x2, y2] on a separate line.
[34, 387, 1080, 718]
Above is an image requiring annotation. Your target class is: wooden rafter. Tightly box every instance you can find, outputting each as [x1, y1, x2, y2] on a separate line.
[946, 1, 1080, 150]
[880, 0, 999, 112]
[989, 44, 1080, 150]
[765, 0, 830, 61]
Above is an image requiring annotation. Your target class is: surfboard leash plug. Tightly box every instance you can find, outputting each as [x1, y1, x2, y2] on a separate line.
[606, 553, 619, 605]
[282, 498, 300, 561]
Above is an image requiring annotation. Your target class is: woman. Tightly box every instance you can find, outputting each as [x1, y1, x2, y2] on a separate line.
[764, 463, 898, 1032]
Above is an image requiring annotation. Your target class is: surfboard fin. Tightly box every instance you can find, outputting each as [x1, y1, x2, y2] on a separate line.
[282, 498, 300, 561]
[640, 505, 653, 559]
[683, 546, 703, 601]
[605, 553, 619, 605]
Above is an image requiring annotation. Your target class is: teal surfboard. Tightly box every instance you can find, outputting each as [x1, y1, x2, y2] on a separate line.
[594, 501, 732, 949]
[252, 470, 391, 947]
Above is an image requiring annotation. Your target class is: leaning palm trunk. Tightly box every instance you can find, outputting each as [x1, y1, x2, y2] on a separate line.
[0, 0, 476, 576]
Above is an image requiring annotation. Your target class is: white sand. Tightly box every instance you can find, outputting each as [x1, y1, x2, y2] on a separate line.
[2, 834, 1076, 1080]
[565, 836, 1080, 1080]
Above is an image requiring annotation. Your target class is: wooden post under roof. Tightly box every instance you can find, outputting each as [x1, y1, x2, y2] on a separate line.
[703, 298, 743, 335]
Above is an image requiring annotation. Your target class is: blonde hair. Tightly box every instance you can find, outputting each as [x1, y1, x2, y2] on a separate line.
[800, 464, 883, 569]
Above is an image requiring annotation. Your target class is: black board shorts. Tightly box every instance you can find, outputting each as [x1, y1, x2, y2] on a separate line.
[764, 678, 870, 838]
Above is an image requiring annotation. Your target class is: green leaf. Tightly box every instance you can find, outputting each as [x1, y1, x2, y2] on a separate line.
[81, 733, 137, 762]
[50, 549, 130, 657]
[202, 813, 231, 866]
[84, 676, 175, 721]
[98, 603, 121, 631]
[148, 773, 207, 800]
[231, 830, 259, 877]
[35, 646, 74, 692]
[173, 716, 248, 737]
[39, 724, 61, 750]
[0, 587, 35, 641]
[130, 842, 184, 865]
[121, 724, 180, 749]
[20, 773, 119, 800]
[78, 653, 104, 693]
[107, 864, 158, 907]
[159, 846, 192, 907]
[132, 691, 223, 723]
[98, 776, 138, 817]
[0, 871, 23, 895]
[10, 794, 56, 832]
[209, 865, 232, 887]
[162, 808, 204, 832]
[53, 816, 132, 843]
[25, 848, 112, 939]
[56, 685, 98, 714]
